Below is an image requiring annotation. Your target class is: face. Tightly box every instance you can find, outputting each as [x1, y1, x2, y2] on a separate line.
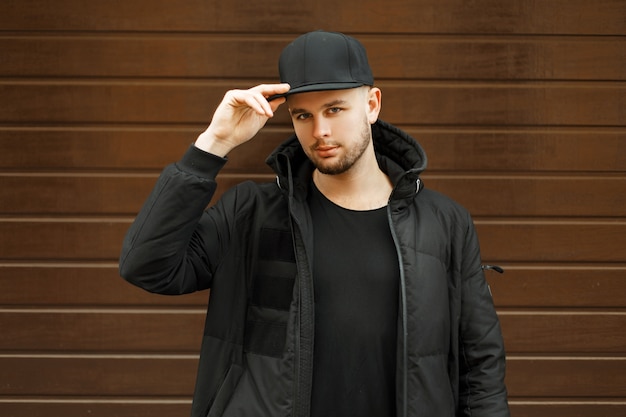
[287, 86, 381, 175]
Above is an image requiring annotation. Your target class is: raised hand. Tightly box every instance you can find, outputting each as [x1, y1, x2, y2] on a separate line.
[195, 83, 290, 157]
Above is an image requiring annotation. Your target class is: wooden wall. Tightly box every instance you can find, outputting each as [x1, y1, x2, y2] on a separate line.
[1, 1, 625, 416]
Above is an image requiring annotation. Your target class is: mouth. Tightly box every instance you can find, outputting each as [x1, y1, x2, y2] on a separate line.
[314, 145, 339, 158]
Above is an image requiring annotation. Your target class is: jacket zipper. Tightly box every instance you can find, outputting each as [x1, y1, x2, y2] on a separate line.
[387, 205, 408, 417]
[291, 218, 314, 417]
[283, 157, 314, 417]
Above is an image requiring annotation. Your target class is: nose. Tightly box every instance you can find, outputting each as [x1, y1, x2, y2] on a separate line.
[312, 117, 331, 139]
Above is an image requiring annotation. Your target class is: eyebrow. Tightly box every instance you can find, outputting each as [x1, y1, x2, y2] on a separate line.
[289, 99, 348, 116]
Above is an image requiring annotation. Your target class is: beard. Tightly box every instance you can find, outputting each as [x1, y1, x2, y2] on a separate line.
[308, 118, 372, 175]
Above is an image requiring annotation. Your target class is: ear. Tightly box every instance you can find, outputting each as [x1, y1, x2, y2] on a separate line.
[366, 87, 382, 124]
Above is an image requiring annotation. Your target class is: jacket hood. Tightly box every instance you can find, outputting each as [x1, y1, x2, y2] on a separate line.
[265, 119, 427, 201]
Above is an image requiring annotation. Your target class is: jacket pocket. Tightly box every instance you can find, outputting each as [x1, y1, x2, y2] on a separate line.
[206, 363, 244, 417]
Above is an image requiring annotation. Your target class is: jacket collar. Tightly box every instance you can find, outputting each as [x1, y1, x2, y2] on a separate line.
[265, 119, 427, 203]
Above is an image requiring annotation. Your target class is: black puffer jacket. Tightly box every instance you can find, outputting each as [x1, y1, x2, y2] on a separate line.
[119, 119, 510, 417]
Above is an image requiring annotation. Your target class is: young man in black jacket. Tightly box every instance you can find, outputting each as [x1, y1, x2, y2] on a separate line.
[120, 30, 510, 417]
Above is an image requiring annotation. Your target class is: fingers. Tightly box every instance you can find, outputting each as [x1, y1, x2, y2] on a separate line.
[196, 83, 290, 156]
[242, 83, 290, 117]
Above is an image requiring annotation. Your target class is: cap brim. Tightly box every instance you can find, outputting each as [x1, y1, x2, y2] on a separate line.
[267, 82, 366, 101]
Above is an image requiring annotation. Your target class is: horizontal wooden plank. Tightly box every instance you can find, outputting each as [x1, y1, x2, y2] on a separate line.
[420, 129, 626, 173]
[5, 400, 624, 417]
[1, 309, 623, 354]
[378, 83, 626, 128]
[426, 175, 626, 218]
[0, 402, 191, 417]
[1, 127, 624, 173]
[1, 400, 626, 417]
[476, 221, 626, 263]
[0, 310, 204, 352]
[0, 265, 208, 306]
[506, 357, 626, 397]
[2, 174, 624, 217]
[0, 356, 197, 396]
[509, 401, 626, 417]
[488, 265, 626, 308]
[499, 312, 626, 354]
[0, 174, 159, 216]
[2, 264, 623, 308]
[1, 82, 624, 127]
[1, 355, 622, 397]
[1, 35, 624, 81]
[0, 219, 130, 261]
[0, 219, 624, 263]
[0, 0, 623, 34]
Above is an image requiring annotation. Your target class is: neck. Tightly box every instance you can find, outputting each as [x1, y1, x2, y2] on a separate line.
[312, 152, 393, 211]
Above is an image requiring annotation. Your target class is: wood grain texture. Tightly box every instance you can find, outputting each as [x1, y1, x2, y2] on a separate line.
[1, 219, 623, 262]
[1, 401, 624, 417]
[1, 0, 624, 414]
[1, 127, 624, 172]
[1, 309, 623, 354]
[2, 82, 624, 126]
[2, 264, 623, 308]
[488, 266, 626, 308]
[0, 265, 208, 306]
[0, 356, 197, 396]
[0, 310, 205, 352]
[0, 0, 624, 34]
[0, 402, 192, 417]
[1, 355, 623, 397]
[1, 35, 624, 80]
[506, 357, 626, 397]
[508, 402, 626, 417]
[2, 173, 624, 216]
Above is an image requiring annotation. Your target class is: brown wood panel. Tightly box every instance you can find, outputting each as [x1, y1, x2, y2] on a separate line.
[0, 174, 159, 215]
[1, 356, 622, 397]
[0, 402, 192, 417]
[426, 175, 626, 218]
[0, 0, 623, 34]
[476, 221, 626, 263]
[214, 175, 626, 218]
[0, 128, 201, 172]
[509, 402, 626, 417]
[1, 128, 624, 173]
[2, 310, 623, 354]
[1, 0, 624, 411]
[499, 312, 626, 354]
[0, 219, 129, 261]
[1, 398, 625, 417]
[378, 83, 626, 127]
[1, 219, 623, 263]
[3, 264, 623, 309]
[3, 174, 624, 217]
[420, 130, 626, 173]
[489, 266, 626, 308]
[0, 265, 208, 306]
[0, 356, 197, 396]
[1, 82, 624, 127]
[0, 310, 204, 352]
[506, 357, 626, 397]
[1, 35, 624, 81]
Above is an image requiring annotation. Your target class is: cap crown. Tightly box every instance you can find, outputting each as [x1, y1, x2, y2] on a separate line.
[278, 31, 374, 96]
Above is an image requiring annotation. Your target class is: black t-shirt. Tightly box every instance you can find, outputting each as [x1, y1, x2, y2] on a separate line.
[308, 183, 400, 417]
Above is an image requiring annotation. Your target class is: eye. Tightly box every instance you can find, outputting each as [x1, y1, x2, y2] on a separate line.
[327, 107, 342, 114]
[292, 112, 311, 121]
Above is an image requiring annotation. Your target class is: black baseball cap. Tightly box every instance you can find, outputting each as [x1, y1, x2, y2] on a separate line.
[270, 30, 374, 100]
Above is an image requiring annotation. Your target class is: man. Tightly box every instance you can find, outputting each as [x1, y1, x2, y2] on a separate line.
[119, 30, 510, 417]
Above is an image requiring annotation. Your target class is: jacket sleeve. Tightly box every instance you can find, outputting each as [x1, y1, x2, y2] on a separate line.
[458, 215, 510, 417]
[118, 145, 228, 295]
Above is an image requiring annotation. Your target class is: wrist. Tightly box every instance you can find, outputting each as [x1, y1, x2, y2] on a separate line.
[194, 131, 235, 157]
[179, 145, 228, 179]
